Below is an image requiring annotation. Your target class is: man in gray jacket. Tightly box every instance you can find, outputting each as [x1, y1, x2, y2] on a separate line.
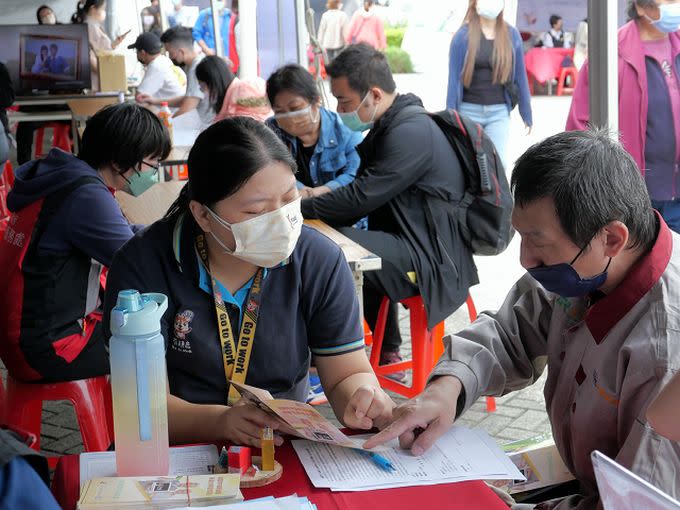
[365, 130, 680, 509]
[301, 44, 476, 380]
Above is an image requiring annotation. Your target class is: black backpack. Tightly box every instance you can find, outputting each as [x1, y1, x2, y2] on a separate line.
[429, 109, 514, 256]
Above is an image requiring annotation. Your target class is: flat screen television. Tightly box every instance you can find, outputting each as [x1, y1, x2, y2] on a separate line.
[0, 23, 91, 95]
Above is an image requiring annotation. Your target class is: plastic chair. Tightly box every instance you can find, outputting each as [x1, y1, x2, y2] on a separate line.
[0, 161, 14, 236]
[368, 295, 446, 398]
[557, 67, 578, 96]
[464, 296, 496, 413]
[34, 122, 72, 158]
[2, 375, 112, 467]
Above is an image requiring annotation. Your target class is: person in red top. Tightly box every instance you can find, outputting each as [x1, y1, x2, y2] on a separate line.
[345, 0, 386, 50]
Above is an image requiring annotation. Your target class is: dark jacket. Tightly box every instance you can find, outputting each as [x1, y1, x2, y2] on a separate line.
[301, 93, 478, 327]
[0, 149, 135, 379]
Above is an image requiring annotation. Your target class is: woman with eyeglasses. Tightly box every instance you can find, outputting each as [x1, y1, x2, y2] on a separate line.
[266, 64, 362, 199]
[103, 116, 394, 447]
[0, 102, 170, 383]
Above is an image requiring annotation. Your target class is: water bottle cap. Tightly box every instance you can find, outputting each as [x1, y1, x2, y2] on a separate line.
[161, 101, 169, 107]
[111, 289, 168, 337]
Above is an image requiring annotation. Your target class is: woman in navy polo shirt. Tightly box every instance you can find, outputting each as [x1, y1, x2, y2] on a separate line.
[104, 116, 393, 446]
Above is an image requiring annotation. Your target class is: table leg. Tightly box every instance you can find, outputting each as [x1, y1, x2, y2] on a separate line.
[353, 270, 364, 320]
[71, 117, 79, 154]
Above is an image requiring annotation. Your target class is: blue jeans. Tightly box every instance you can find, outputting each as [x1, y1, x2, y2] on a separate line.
[652, 199, 680, 234]
[459, 102, 511, 171]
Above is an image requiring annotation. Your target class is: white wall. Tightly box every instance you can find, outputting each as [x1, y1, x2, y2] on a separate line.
[1, 0, 77, 24]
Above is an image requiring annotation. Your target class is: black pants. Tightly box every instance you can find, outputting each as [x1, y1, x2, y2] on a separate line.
[339, 228, 418, 354]
[27, 322, 110, 383]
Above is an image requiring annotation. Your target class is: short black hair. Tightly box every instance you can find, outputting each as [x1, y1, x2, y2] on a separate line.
[327, 44, 396, 96]
[36, 5, 52, 23]
[266, 64, 319, 106]
[549, 14, 562, 27]
[512, 129, 656, 252]
[195, 56, 235, 113]
[49, 43, 58, 50]
[160, 26, 194, 49]
[628, 0, 657, 20]
[79, 102, 171, 172]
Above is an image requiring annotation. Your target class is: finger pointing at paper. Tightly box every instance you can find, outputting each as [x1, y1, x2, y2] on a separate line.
[362, 376, 462, 455]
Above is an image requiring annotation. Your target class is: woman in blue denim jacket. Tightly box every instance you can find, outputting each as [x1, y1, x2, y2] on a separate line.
[447, 0, 533, 171]
[266, 64, 362, 200]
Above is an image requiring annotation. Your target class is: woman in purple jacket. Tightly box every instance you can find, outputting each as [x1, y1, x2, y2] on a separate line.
[567, 0, 680, 232]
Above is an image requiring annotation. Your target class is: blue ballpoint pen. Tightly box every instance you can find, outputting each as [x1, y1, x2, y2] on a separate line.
[357, 449, 396, 472]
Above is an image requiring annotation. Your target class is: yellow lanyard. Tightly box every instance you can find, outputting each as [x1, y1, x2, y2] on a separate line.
[196, 234, 264, 405]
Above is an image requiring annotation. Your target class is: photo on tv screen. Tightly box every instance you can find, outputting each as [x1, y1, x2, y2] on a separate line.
[20, 35, 80, 82]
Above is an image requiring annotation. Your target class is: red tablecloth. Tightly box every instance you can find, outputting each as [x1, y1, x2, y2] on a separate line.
[524, 47, 575, 84]
[51, 441, 509, 510]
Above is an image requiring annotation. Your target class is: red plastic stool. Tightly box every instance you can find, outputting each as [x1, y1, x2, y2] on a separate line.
[34, 122, 72, 158]
[557, 67, 578, 96]
[3, 375, 112, 467]
[465, 295, 496, 413]
[369, 295, 446, 398]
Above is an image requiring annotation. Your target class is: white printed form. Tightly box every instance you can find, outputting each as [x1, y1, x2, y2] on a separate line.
[292, 426, 525, 491]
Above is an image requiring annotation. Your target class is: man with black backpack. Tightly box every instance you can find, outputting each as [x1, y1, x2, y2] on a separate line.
[301, 44, 511, 380]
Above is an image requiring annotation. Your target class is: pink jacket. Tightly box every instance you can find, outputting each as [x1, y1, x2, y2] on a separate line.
[345, 12, 386, 50]
[566, 21, 680, 174]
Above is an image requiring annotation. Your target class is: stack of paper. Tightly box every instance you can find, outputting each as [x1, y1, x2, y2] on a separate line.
[78, 473, 242, 509]
[292, 426, 526, 492]
[79, 445, 219, 489]
[176, 494, 318, 510]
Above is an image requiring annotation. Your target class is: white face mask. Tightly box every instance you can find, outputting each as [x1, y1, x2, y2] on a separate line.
[476, 0, 504, 20]
[207, 198, 303, 268]
[274, 105, 320, 132]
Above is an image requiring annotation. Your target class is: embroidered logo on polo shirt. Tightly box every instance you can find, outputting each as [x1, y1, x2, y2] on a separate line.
[172, 310, 194, 353]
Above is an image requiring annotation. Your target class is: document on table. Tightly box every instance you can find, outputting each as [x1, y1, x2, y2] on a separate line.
[176, 494, 318, 510]
[172, 109, 202, 146]
[78, 444, 219, 489]
[292, 426, 525, 491]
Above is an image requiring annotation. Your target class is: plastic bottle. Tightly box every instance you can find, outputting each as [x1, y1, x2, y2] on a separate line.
[109, 290, 169, 476]
[158, 101, 173, 142]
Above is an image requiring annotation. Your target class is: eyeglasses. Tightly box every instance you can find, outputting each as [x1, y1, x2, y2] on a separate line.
[136, 160, 161, 175]
[119, 160, 161, 186]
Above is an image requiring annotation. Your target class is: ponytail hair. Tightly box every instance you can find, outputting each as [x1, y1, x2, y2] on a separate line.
[71, 0, 105, 23]
[164, 116, 297, 221]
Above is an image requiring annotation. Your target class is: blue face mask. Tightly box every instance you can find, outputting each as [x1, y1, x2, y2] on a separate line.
[527, 243, 612, 298]
[338, 92, 377, 132]
[649, 3, 680, 33]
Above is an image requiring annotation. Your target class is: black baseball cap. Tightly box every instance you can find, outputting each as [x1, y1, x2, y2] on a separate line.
[128, 32, 162, 54]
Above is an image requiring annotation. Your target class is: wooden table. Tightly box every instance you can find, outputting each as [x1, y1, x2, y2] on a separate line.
[163, 145, 192, 166]
[304, 219, 381, 315]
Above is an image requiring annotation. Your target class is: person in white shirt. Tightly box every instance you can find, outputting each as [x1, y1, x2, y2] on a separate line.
[137, 27, 212, 125]
[542, 14, 572, 48]
[168, 0, 198, 29]
[130, 32, 185, 105]
[318, 0, 349, 64]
